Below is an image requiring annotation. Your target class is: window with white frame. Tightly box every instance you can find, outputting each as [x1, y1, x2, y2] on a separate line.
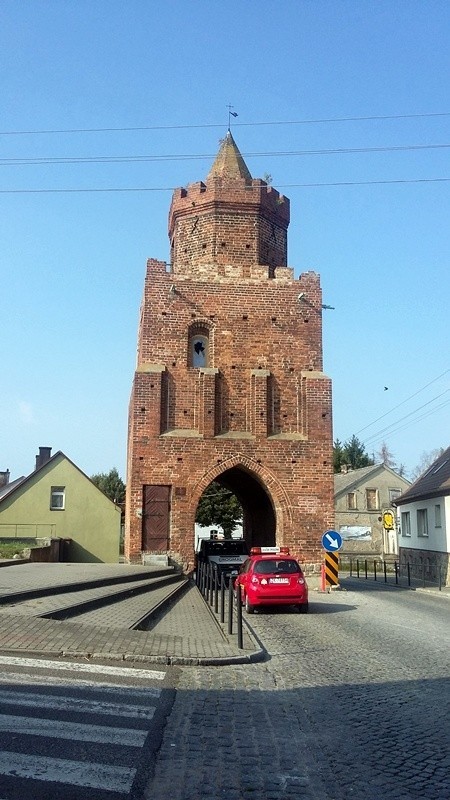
[435, 504, 441, 528]
[417, 508, 428, 537]
[389, 488, 402, 505]
[347, 492, 357, 510]
[366, 488, 379, 510]
[50, 486, 65, 510]
[401, 511, 411, 537]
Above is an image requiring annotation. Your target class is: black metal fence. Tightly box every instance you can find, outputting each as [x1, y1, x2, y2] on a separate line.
[339, 555, 445, 591]
[195, 561, 244, 649]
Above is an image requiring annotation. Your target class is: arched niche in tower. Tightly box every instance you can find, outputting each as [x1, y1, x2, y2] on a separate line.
[188, 321, 213, 368]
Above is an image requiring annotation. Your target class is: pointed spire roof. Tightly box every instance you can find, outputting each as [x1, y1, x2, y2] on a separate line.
[207, 131, 252, 183]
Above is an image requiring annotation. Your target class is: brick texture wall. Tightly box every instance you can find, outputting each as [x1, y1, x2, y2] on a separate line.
[125, 138, 334, 572]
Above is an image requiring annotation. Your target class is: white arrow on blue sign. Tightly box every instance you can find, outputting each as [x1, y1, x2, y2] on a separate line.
[322, 530, 343, 552]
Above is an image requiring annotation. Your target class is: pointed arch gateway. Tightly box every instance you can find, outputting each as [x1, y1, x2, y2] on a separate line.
[192, 455, 292, 549]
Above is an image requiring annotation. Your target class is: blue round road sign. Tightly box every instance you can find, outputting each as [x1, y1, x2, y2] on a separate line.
[322, 530, 343, 552]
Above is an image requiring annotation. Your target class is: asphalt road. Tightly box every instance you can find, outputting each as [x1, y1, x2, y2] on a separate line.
[146, 580, 450, 800]
[0, 583, 448, 799]
[0, 655, 178, 800]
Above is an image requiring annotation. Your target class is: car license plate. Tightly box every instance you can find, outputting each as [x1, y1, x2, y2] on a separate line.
[269, 577, 289, 584]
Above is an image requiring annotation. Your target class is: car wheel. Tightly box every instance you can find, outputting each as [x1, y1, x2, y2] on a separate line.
[245, 594, 254, 614]
[297, 602, 309, 614]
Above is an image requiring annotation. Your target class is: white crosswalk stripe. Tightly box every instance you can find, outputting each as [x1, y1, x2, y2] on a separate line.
[0, 713, 149, 746]
[0, 655, 168, 799]
[0, 655, 165, 680]
[0, 688, 156, 719]
[0, 668, 162, 696]
[0, 753, 136, 793]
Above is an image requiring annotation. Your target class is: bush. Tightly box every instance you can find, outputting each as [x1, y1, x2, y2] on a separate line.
[0, 540, 31, 559]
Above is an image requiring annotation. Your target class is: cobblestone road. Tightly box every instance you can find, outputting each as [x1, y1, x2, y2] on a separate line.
[144, 581, 450, 800]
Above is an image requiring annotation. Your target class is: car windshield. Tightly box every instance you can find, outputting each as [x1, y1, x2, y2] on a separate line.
[253, 559, 300, 575]
[204, 541, 248, 556]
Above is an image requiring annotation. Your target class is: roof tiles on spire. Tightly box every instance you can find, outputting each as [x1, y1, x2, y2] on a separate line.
[207, 131, 252, 183]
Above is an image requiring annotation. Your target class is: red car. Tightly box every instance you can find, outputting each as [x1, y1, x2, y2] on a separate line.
[234, 547, 309, 614]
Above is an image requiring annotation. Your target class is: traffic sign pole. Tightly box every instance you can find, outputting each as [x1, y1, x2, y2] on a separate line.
[324, 551, 339, 588]
[321, 529, 342, 590]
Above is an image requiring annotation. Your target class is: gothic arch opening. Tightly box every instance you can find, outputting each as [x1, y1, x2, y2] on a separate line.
[187, 321, 213, 368]
[195, 465, 277, 550]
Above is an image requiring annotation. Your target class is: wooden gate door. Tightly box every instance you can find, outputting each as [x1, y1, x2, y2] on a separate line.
[142, 485, 170, 551]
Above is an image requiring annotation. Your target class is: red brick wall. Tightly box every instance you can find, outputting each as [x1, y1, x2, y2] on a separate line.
[169, 177, 289, 276]
[125, 171, 334, 572]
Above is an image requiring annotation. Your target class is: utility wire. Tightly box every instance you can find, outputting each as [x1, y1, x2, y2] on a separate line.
[362, 388, 450, 447]
[1, 111, 449, 136]
[1, 143, 449, 167]
[1, 178, 449, 194]
[363, 398, 450, 447]
[354, 369, 450, 436]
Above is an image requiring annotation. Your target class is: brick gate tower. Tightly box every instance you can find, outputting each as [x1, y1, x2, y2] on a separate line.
[125, 132, 334, 571]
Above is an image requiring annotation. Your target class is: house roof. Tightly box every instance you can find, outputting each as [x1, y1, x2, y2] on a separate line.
[0, 451, 119, 509]
[394, 446, 450, 505]
[334, 463, 410, 497]
[206, 131, 253, 183]
[0, 476, 26, 500]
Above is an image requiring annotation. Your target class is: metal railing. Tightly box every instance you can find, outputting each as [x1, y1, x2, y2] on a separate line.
[0, 524, 56, 539]
[195, 561, 244, 649]
[340, 556, 445, 591]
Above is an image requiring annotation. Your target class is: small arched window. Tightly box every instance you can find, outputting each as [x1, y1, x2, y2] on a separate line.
[189, 324, 210, 368]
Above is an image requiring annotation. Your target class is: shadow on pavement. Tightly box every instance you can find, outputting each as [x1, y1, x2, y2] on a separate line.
[0, 673, 448, 800]
[252, 602, 357, 615]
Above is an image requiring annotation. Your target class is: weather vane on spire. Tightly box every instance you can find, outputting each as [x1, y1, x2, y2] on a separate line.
[227, 104, 238, 131]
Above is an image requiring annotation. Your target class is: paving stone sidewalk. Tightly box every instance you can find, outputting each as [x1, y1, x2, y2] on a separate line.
[0, 563, 263, 665]
[0, 562, 445, 667]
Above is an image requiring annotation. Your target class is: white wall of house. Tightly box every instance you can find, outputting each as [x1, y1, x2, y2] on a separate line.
[194, 523, 243, 551]
[398, 495, 449, 553]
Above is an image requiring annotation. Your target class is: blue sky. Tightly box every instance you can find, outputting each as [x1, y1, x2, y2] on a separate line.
[1, 0, 449, 481]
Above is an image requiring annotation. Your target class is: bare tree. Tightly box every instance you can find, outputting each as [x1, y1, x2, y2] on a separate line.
[410, 448, 445, 481]
[377, 441, 396, 469]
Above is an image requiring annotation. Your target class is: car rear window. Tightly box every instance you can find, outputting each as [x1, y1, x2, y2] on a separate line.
[203, 541, 248, 556]
[253, 559, 301, 575]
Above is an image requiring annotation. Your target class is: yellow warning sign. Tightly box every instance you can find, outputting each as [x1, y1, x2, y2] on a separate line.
[325, 551, 339, 587]
[383, 511, 395, 530]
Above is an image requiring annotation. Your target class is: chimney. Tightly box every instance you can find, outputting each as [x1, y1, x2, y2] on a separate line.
[340, 464, 348, 474]
[35, 447, 52, 470]
[0, 470, 10, 487]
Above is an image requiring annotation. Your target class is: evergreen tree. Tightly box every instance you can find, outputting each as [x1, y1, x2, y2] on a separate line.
[90, 468, 125, 504]
[333, 435, 374, 473]
[333, 439, 345, 473]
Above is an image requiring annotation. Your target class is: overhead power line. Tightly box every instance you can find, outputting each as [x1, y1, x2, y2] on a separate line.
[1, 111, 449, 136]
[354, 369, 450, 436]
[1, 177, 449, 194]
[363, 397, 450, 448]
[362, 388, 450, 447]
[1, 143, 449, 167]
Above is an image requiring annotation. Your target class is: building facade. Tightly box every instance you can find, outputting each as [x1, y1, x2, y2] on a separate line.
[0, 447, 121, 562]
[334, 464, 411, 557]
[395, 446, 450, 585]
[125, 132, 334, 572]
